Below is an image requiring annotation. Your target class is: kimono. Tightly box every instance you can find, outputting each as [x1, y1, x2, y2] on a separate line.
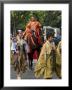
[13, 36, 27, 74]
[34, 40, 54, 79]
[56, 41, 61, 78]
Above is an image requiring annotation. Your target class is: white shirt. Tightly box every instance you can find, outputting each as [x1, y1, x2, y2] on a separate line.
[11, 41, 17, 52]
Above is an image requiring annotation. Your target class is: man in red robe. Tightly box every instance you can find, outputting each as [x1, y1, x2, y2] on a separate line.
[25, 16, 42, 45]
[23, 17, 42, 69]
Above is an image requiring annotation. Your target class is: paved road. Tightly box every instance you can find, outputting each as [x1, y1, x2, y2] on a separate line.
[10, 60, 58, 79]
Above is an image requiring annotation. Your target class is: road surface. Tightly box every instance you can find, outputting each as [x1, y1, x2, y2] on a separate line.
[11, 59, 58, 79]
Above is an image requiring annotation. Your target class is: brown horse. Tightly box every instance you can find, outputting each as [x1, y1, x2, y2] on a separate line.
[24, 30, 43, 70]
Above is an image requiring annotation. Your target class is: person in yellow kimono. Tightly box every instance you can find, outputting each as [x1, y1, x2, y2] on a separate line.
[56, 41, 61, 78]
[34, 31, 56, 79]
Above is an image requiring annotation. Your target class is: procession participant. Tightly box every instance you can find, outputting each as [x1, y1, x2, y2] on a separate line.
[16, 30, 23, 46]
[10, 34, 13, 64]
[26, 16, 42, 45]
[56, 41, 61, 78]
[13, 30, 27, 79]
[10, 36, 17, 64]
[24, 16, 42, 54]
[34, 31, 56, 79]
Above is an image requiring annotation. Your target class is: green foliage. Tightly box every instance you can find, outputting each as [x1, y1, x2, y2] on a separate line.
[11, 11, 61, 34]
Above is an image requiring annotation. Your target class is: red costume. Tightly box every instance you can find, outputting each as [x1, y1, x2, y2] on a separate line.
[25, 20, 42, 45]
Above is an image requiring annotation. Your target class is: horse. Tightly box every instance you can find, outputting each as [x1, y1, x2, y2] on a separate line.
[24, 29, 43, 70]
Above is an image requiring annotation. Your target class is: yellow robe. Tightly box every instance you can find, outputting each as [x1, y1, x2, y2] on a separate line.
[56, 41, 61, 78]
[34, 40, 53, 79]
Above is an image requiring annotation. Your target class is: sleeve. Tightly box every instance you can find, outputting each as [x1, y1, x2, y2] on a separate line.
[38, 43, 46, 62]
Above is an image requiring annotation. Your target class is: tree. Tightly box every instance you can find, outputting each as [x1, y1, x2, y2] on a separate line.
[11, 11, 61, 34]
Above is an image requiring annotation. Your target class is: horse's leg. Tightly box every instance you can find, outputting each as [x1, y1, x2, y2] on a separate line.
[28, 53, 31, 68]
[30, 50, 35, 70]
[28, 53, 33, 69]
[30, 55, 33, 70]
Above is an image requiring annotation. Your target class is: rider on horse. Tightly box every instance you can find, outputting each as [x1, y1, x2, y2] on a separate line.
[23, 16, 42, 70]
[23, 16, 42, 46]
